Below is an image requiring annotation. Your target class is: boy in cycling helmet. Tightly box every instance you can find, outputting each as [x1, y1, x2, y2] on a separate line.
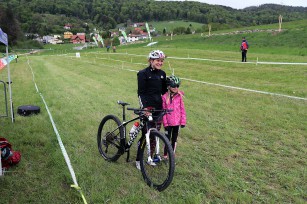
[135, 50, 168, 170]
[162, 75, 186, 158]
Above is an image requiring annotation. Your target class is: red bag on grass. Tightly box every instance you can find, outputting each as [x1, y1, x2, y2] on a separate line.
[0, 137, 21, 169]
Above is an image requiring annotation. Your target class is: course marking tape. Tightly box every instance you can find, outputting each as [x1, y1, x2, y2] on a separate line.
[181, 77, 307, 101]
[121, 68, 306, 101]
[42, 53, 307, 101]
[26, 57, 88, 204]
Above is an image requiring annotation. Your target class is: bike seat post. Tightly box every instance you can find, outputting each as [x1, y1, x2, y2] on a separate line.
[122, 104, 126, 122]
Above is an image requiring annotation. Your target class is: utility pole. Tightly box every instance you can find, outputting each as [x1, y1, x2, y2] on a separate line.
[208, 24, 211, 36]
[279, 15, 283, 32]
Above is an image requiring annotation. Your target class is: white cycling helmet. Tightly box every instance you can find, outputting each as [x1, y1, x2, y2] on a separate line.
[148, 50, 166, 59]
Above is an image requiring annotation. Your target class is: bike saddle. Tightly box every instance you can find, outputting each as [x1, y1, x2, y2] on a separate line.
[117, 101, 130, 106]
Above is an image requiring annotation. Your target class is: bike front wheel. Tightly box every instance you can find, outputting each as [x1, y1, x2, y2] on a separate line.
[97, 115, 124, 162]
[140, 130, 175, 191]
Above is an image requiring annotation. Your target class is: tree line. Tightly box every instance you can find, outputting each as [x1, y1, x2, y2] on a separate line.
[0, 0, 307, 46]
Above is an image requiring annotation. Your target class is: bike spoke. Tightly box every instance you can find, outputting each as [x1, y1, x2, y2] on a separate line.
[97, 115, 123, 161]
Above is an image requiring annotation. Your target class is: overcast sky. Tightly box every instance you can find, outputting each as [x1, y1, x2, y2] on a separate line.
[163, 0, 307, 9]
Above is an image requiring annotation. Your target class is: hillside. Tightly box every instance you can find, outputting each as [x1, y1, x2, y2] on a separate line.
[0, 0, 307, 43]
[121, 19, 307, 57]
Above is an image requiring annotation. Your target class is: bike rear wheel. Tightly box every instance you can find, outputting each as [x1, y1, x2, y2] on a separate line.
[140, 130, 175, 191]
[97, 115, 124, 161]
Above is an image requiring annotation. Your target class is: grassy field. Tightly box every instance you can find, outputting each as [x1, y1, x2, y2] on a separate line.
[0, 21, 306, 203]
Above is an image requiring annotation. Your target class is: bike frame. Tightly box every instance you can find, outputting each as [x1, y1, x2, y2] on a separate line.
[98, 101, 175, 191]
[117, 101, 160, 163]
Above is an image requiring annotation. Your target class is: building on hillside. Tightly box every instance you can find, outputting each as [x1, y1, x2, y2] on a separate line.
[110, 31, 119, 37]
[64, 31, 73, 39]
[127, 33, 148, 42]
[42, 35, 53, 44]
[71, 33, 86, 44]
[64, 24, 72, 30]
[132, 27, 144, 34]
[48, 35, 63, 44]
[131, 22, 145, 27]
[24, 33, 40, 39]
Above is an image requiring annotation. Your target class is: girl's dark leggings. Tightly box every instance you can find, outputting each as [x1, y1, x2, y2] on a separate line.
[164, 126, 179, 155]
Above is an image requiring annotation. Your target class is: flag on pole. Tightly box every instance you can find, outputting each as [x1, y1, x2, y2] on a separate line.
[97, 34, 104, 47]
[121, 31, 129, 43]
[145, 22, 152, 42]
[92, 36, 98, 46]
[7, 55, 16, 63]
[0, 28, 8, 46]
[0, 58, 8, 70]
[0, 55, 17, 71]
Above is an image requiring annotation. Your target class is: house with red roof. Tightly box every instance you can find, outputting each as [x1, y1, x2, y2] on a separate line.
[71, 33, 86, 44]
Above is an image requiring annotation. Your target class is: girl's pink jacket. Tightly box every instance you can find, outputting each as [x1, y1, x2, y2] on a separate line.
[162, 91, 186, 127]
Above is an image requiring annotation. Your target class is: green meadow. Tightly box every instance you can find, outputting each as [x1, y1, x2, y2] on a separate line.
[0, 21, 306, 203]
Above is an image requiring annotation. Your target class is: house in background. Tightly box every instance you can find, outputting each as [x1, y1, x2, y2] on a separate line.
[64, 23, 72, 30]
[131, 22, 145, 27]
[42, 35, 53, 44]
[64, 31, 73, 39]
[48, 35, 63, 44]
[126, 27, 148, 42]
[127, 33, 148, 42]
[71, 33, 86, 44]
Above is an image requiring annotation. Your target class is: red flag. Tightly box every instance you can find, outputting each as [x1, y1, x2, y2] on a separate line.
[0, 58, 8, 70]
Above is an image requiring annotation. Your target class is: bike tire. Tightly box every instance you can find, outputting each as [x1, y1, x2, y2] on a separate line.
[140, 130, 175, 191]
[97, 115, 124, 162]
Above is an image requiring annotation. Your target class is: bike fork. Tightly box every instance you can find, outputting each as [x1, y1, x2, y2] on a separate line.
[126, 150, 130, 162]
[145, 129, 161, 165]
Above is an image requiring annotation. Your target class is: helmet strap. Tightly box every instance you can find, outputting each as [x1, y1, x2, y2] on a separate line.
[169, 89, 177, 94]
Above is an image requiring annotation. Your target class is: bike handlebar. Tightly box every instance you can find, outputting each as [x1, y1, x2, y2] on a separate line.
[127, 107, 173, 115]
[117, 101, 172, 121]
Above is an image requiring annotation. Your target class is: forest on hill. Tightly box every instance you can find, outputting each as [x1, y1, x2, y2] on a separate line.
[0, 0, 307, 46]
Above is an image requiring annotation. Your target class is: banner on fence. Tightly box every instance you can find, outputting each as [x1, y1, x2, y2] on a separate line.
[0, 55, 17, 71]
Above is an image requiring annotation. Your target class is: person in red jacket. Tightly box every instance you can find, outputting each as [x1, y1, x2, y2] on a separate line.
[162, 75, 186, 158]
[240, 37, 249, 62]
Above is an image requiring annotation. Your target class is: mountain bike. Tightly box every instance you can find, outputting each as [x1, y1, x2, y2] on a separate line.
[97, 101, 175, 191]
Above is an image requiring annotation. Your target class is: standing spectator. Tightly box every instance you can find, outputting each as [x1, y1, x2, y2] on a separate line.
[112, 45, 116, 52]
[135, 50, 167, 170]
[106, 45, 110, 52]
[240, 37, 249, 62]
[162, 75, 186, 158]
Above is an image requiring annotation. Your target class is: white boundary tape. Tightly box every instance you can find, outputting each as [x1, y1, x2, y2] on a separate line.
[112, 52, 307, 66]
[92, 53, 307, 101]
[44, 51, 307, 66]
[26, 57, 88, 204]
[181, 78, 307, 101]
[52, 52, 307, 101]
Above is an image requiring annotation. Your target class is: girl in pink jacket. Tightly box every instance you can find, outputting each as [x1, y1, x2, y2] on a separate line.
[162, 75, 186, 158]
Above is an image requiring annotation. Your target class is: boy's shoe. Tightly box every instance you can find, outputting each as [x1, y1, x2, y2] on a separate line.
[135, 161, 141, 170]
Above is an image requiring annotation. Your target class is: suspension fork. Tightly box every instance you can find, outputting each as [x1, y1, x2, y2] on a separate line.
[145, 128, 161, 164]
